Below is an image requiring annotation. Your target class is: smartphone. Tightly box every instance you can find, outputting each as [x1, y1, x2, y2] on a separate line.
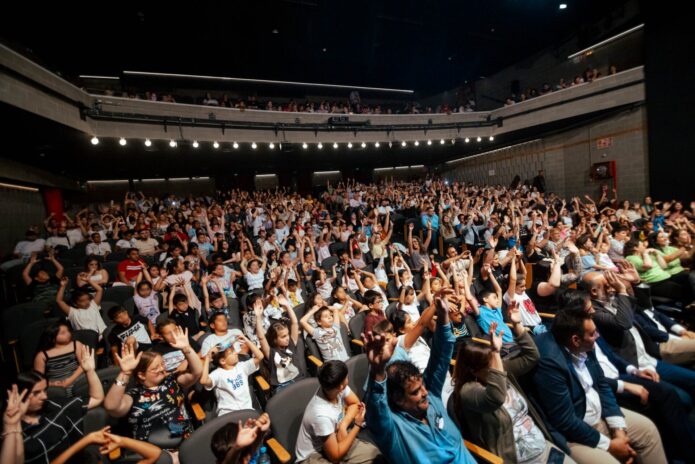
[546, 447, 566, 464]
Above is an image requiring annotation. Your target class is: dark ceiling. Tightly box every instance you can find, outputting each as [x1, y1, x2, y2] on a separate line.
[3, 0, 636, 95]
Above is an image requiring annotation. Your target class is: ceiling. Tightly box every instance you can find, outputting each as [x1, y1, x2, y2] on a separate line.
[2, 0, 637, 96]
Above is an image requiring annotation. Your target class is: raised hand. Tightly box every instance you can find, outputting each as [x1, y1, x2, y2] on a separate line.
[235, 419, 260, 448]
[508, 300, 522, 325]
[362, 331, 396, 370]
[489, 322, 504, 353]
[3, 385, 29, 427]
[170, 325, 191, 350]
[115, 343, 142, 375]
[255, 412, 271, 433]
[79, 344, 97, 373]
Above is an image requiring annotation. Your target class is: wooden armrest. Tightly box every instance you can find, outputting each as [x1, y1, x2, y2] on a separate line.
[450, 359, 456, 366]
[471, 337, 491, 345]
[96, 347, 105, 356]
[388, 297, 399, 302]
[351, 339, 364, 347]
[465, 441, 503, 464]
[539, 312, 556, 319]
[307, 355, 323, 368]
[191, 402, 206, 421]
[109, 448, 122, 461]
[255, 375, 270, 392]
[266, 438, 291, 463]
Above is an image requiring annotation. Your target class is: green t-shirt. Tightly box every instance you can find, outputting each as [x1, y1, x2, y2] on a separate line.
[659, 246, 684, 275]
[626, 254, 671, 284]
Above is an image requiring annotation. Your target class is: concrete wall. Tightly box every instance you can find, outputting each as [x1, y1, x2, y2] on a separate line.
[441, 106, 648, 201]
[0, 186, 45, 256]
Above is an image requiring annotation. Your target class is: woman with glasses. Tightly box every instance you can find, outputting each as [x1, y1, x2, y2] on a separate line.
[103, 325, 202, 444]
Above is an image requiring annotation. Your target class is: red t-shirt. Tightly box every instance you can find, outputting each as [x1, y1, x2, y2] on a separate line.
[117, 259, 144, 282]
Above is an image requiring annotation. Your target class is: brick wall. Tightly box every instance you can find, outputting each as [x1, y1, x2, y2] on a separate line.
[441, 106, 648, 201]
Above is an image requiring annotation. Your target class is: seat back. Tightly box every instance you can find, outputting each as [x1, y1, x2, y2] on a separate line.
[1, 303, 49, 343]
[266, 377, 320, 463]
[385, 301, 399, 320]
[227, 298, 242, 329]
[348, 311, 367, 339]
[102, 261, 119, 282]
[72, 366, 124, 398]
[320, 256, 339, 271]
[103, 286, 135, 305]
[19, 318, 59, 370]
[72, 329, 100, 349]
[346, 354, 368, 400]
[179, 409, 259, 464]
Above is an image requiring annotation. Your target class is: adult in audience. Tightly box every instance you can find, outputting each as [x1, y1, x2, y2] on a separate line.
[453, 303, 574, 463]
[532, 308, 666, 463]
[18, 345, 104, 463]
[364, 293, 477, 463]
[103, 327, 203, 441]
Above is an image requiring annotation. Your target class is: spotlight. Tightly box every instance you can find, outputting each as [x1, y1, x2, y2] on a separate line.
[169, 140, 177, 148]
[333, 142, 338, 149]
[90, 136, 99, 145]
[302, 142, 308, 149]
[318, 142, 323, 149]
[451, 139, 455, 145]
[559, 3, 567, 10]
[119, 137, 127, 146]
[213, 141, 219, 149]
[489, 136, 495, 141]
[476, 136, 482, 142]
[145, 139, 152, 147]
[389, 141, 393, 148]
[347, 142, 353, 149]
[233, 142, 239, 149]
[251, 142, 257, 149]
[401, 141, 407, 147]
[465, 138, 470, 143]
[361, 142, 366, 148]
[191, 140, 198, 148]
[375, 142, 380, 148]
[427, 140, 432, 146]
[269, 142, 275, 149]
[440, 139, 445, 145]
[414, 140, 420, 146]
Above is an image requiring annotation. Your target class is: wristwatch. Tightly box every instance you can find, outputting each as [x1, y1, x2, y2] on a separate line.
[355, 421, 367, 429]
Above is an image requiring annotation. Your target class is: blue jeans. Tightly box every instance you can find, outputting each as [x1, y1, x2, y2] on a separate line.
[656, 360, 695, 409]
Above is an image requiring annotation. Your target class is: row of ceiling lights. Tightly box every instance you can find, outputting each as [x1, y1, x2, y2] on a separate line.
[92, 136, 495, 148]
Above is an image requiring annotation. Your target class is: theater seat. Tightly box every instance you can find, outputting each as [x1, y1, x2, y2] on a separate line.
[179, 409, 259, 464]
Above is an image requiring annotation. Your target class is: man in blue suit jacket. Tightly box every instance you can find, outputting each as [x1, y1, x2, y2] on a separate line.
[533, 307, 665, 464]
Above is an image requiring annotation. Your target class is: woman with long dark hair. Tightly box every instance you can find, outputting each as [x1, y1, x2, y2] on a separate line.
[452, 305, 573, 463]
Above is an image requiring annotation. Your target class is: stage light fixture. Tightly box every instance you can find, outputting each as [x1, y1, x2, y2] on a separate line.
[233, 142, 239, 149]
[213, 141, 219, 149]
[90, 136, 99, 145]
[169, 140, 177, 148]
[119, 138, 127, 146]
[251, 142, 257, 149]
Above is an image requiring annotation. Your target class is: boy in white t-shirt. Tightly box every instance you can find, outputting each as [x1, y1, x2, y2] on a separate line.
[300, 306, 349, 362]
[294, 360, 380, 462]
[56, 277, 106, 337]
[200, 334, 264, 416]
[503, 254, 545, 334]
[199, 312, 245, 357]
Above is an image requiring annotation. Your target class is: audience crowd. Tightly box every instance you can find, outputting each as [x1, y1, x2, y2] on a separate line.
[2, 174, 695, 464]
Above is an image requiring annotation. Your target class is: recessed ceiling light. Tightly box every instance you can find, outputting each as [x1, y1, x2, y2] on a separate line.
[119, 137, 127, 146]
[559, 3, 567, 9]
[90, 136, 99, 145]
[213, 141, 219, 149]
[251, 142, 257, 149]
[233, 141, 239, 149]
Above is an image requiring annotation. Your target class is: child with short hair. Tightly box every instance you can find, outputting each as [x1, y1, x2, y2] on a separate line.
[107, 305, 156, 363]
[200, 334, 264, 415]
[56, 276, 106, 337]
[168, 291, 205, 341]
[133, 281, 160, 326]
[199, 312, 245, 357]
[300, 306, 349, 362]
